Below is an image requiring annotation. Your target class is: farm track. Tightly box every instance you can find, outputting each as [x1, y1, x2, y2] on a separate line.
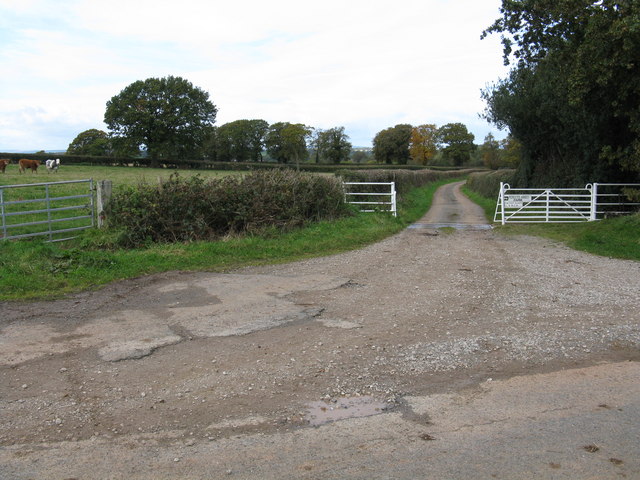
[1, 181, 639, 479]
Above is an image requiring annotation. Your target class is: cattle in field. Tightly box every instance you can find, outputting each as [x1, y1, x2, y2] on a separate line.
[18, 159, 40, 173]
[0, 159, 9, 173]
[45, 158, 60, 173]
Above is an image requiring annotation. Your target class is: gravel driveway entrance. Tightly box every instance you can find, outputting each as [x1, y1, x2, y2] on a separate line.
[1, 181, 639, 479]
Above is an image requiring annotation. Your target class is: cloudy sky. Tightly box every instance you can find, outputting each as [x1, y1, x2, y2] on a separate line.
[0, 0, 509, 151]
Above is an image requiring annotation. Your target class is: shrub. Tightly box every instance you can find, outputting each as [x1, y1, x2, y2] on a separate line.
[105, 170, 351, 247]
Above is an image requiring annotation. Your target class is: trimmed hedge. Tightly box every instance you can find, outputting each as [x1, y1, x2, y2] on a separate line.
[465, 169, 516, 198]
[337, 168, 482, 194]
[105, 170, 352, 247]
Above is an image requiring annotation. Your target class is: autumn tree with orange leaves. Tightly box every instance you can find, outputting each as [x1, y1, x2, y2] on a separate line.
[409, 124, 438, 165]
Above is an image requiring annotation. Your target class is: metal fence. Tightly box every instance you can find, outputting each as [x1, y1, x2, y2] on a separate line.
[343, 182, 397, 217]
[591, 183, 640, 218]
[0, 179, 95, 242]
[495, 182, 640, 224]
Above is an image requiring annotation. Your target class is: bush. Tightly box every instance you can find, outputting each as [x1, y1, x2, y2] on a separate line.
[105, 170, 351, 247]
[466, 170, 516, 198]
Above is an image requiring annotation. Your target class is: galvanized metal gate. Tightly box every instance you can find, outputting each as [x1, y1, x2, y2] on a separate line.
[495, 182, 640, 224]
[0, 179, 95, 242]
[343, 182, 397, 217]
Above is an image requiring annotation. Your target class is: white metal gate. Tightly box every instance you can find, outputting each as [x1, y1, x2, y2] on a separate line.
[495, 182, 640, 224]
[343, 182, 397, 217]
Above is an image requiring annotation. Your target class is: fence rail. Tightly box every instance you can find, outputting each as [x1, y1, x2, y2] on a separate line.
[343, 182, 397, 217]
[495, 182, 640, 224]
[591, 183, 640, 219]
[1, 179, 94, 242]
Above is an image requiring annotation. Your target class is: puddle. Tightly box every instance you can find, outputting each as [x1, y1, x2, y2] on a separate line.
[305, 396, 389, 426]
[408, 223, 493, 230]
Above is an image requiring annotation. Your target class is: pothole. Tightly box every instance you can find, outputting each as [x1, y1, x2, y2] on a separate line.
[305, 396, 389, 426]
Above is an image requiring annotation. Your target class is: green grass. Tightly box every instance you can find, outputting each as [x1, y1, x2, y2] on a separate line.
[0, 164, 241, 187]
[0, 178, 461, 301]
[461, 185, 640, 261]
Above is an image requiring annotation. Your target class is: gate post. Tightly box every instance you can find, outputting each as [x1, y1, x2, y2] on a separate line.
[391, 182, 397, 217]
[96, 180, 112, 228]
[0, 188, 6, 239]
[590, 183, 598, 221]
[495, 182, 506, 225]
[545, 190, 550, 222]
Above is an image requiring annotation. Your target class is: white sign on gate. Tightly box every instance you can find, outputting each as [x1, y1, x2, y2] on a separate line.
[504, 195, 532, 208]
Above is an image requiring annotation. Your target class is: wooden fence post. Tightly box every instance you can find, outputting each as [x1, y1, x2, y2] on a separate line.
[96, 180, 112, 228]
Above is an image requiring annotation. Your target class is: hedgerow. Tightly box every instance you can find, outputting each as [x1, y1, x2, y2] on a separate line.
[105, 170, 351, 246]
[465, 169, 516, 198]
[337, 168, 477, 194]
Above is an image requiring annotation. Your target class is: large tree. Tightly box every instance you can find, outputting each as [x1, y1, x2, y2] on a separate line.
[265, 122, 311, 166]
[482, 0, 640, 186]
[479, 133, 501, 169]
[437, 123, 476, 166]
[373, 124, 412, 164]
[104, 76, 217, 165]
[317, 127, 352, 163]
[67, 129, 111, 156]
[409, 124, 438, 165]
[215, 119, 269, 162]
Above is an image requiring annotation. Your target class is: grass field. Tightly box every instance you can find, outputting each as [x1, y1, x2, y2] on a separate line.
[0, 163, 241, 187]
[0, 176, 461, 301]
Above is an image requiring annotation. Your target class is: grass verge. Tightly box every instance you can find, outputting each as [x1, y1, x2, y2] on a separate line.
[461, 186, 640, 262]
[0, 178, 461, 301]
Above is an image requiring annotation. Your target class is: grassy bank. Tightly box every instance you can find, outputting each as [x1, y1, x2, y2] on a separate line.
[461, 185, 640, 261]
[0, 178, 460, 301]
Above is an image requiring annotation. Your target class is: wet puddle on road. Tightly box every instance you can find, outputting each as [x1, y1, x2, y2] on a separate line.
[305, 396, 389, 426]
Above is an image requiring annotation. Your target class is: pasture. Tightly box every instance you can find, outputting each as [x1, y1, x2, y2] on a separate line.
[0, 163, 241, 187]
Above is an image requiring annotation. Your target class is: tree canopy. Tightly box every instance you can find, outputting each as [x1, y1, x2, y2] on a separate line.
[265, 122, 311, 165]
[482, 0, 640, 186]
[214, 119, 268, 162]
[373, 124, 412, 164]
[316, 127, 352, 163]
[409, 124, 438, 165]
[437, 123, 476, 166]
[104, 76, 217, 164]
[67, 129, 111, 156]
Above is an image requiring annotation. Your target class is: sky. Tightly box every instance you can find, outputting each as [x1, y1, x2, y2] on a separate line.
[0, 0, 510, 151]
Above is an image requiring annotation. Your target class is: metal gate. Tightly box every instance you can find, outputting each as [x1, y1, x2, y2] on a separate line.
[343, 182, 397, 217]
[495, 182, 640, 224]
[0, 179, 95, 242]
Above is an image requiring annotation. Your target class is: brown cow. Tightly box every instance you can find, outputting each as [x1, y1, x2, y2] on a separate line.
[0, 159, 9, 173]
[18, 158, 40, 173]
